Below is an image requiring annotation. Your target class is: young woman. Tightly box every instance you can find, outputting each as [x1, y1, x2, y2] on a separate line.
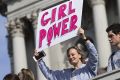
[34, 28, 98, 80]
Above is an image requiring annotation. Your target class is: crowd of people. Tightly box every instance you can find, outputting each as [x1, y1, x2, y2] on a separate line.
[3, 68, 35, 80]
[3, 23, 120, 80]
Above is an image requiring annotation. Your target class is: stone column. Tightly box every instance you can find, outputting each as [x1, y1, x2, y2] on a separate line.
[89, 0, 111, 68]
[117, 0, 120, 22]
[31, 11, 38, 36]
[8, 19, 28, 74]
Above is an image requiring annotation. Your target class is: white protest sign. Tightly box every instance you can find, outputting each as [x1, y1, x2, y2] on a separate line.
[36, 0, 83, 51]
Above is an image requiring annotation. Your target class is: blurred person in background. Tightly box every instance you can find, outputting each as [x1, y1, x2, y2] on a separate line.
[3, 73, 20, 80]
[106, 23, 120, 72]
[18, 68, 35, 80]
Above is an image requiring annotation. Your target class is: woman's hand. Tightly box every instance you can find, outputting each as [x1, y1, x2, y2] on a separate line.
[33, 50, 46, 61]
[78, 27, 86, 39]
[34, 50, 39, 57]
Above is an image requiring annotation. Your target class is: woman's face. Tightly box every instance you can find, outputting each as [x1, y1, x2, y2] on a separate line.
[67, 48, 81, 66]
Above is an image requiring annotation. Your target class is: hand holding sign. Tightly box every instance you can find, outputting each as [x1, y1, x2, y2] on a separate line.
[78, 27, 87, 39]
[33, 50, 46, 62]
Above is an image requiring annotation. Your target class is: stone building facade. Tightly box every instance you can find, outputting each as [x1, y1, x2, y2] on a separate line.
[6, 0, 120, 79]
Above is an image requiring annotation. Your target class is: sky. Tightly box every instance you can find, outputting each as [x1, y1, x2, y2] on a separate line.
[0, 15, 11, 80]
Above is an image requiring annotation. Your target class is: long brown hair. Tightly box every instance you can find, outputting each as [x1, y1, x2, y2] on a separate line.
[18, 68, 35, 80]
